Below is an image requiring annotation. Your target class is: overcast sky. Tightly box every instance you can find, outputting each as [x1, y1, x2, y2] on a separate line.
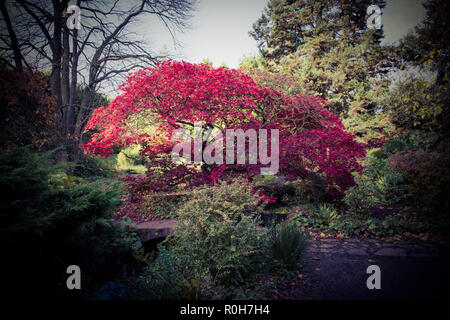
[142, 0, 427, 69]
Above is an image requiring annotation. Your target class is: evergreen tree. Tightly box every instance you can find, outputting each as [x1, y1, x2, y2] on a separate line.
[249, 0, 396, 144]
[250, 0, 386, 63]
[400, 0, 450, 85]
[394, 0, 450, 140]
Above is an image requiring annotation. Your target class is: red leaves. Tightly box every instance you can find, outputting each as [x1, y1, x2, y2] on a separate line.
[83, 60, 365, 193]
[0, 68, 57, 148]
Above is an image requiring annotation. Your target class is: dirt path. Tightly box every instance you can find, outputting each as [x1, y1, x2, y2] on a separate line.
[290, 238, 450, 300]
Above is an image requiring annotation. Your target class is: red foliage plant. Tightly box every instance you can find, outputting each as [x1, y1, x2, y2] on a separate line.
[0, 68, 57, 150]
[83, 60, 365, 203]
[388, 150, 450, 209]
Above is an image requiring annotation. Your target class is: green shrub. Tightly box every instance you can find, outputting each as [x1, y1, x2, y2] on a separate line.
[49, 170, 84, 189]
[378, 131, 441, 156]
[341, 215, 409, 237]
[0, 147, 140, 299]
[252, 174, 279, 184]
[109, 179, 276, 299]
[344, 156, 408, 214]
[96, 243, 216, 300]
[312, 204, 339, 227]
[114, 191, 187, 222]
[73, 154, 116, 179]
[289, 203, 413, 238]
[269, 220, 307, 269]
[167, 179, 271, 287]
[386, 79, 447, 132]
[343, 183, 377, 214]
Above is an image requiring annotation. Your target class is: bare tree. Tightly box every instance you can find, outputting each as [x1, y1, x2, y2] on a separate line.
[0, 0, 196, 159]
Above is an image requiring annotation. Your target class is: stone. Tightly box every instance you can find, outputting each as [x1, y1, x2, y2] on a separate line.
[344, 239, 361, 244]
[409, 249, 439, 258]
[374, 248, 406, 257]
[135, 219, 176, 242]
[347, 248, 367, 256]
[321, 239, 337, 244]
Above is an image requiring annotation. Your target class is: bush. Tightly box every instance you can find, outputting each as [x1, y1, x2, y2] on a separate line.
[0, 68, 57, 150]
[104, 179, 276, 299]
[96, 243, 215, 300]
[48, 170, 84, 189]
[0, 147, 140, 299]
[290, 204, 411, 238]
[256, 181, 297, 207]
[344, 156, 407, 214]
[255, 176, 326, 208]
[380, 131, 440, 155]
[312, 204, 339, 227]
[167, 179, 271, 287]
[386, 79, 448, 132]
[73, 154, 116, 179]
[269, 220, 307, 269]
[114, 191, 188, 222]
[388, 150, 450, 212]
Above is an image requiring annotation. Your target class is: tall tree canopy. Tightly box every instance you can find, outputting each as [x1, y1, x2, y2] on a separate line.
[400, 0, 450, 85]
[250, 0, 386, 63]
[249, 0, 396, 145]
[391, 0, 450, 140]
[0, 0, 196, 158]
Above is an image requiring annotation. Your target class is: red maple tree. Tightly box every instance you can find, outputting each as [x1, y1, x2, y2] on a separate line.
[83, 60, 365, 196]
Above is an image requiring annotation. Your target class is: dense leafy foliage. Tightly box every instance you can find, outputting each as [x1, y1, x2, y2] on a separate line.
[98, 179, 297, 299]
[385, 78, 449, 134]
[400, 0, 450, 84]
[249, 0, 397, 147]
[269, 220, 308, 269]
[167, 179, 271, 286]
[388, 149, 450, 211]
[83, 60, 366, 198]
[344, 154, 407, 214]
[0, 68, 57, 150]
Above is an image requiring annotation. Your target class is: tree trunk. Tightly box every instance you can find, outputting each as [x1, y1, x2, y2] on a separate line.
[67, 0, 80, 140]
[50, 2, 63, 133]
[71, 85, 95, 162]
[61, 24, 71, 137]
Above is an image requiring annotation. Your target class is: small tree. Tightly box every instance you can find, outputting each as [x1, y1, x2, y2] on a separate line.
[83, 61, 365, 195]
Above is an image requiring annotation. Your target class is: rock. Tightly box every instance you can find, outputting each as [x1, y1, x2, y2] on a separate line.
[135, 219, 176, 242]
[409, 249, 439, 258]
[347, 248, 367, 256]
[374, 248, 406, 257]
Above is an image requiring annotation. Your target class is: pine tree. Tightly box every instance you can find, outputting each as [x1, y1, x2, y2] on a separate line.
[395, 0, 450, 138]
[249, 0, 396, 144]
[250, 0, 385, 63]
[400, 0, 450, 85]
